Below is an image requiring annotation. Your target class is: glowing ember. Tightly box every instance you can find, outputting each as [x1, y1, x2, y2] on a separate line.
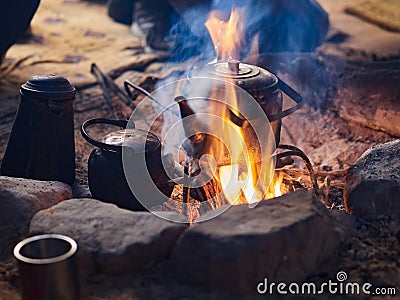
[265, 171, 283, 199]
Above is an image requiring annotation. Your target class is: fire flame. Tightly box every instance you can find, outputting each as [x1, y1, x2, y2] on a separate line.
[205, 7, 245, 60]
[204, 7, 282, 205]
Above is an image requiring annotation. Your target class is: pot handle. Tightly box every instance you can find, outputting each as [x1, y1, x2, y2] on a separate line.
[81, 118, 130, 152]
[267, 78, 303, 122]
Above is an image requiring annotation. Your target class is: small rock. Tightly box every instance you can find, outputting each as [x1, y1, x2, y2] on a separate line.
[347, 249, 355, 258]
[351, 241, 363, 251]
[0, 176, 72, 260]
[30, 199, 187, 274]
[350, 237, 359, 245]
[171, 190, 340, 293]
[344, 139, 400, 220]
[355, 249, 368, 261]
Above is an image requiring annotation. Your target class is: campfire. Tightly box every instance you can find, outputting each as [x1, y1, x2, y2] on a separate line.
[118, 6, 317, 223]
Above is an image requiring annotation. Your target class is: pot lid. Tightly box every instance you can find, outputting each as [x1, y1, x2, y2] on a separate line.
[212, 60, 259, 78]
[102, 129, 159, 152]
[204, 60, 278, 90]
[21, 74, 76, 101]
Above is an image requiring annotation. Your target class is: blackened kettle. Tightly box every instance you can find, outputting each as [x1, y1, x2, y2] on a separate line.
[81, 118, 173, 211]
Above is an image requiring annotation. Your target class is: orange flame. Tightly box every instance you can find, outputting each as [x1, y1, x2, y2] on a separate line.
[204, 7, 282, 205]
[205, 7, 245, 60]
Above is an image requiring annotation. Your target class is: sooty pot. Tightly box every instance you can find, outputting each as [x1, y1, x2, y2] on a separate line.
[189, 59, 303, 145]
[81, 118, 173, 211]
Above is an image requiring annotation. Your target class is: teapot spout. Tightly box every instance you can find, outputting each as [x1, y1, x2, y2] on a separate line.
[174, 96, 207, 159]
[175, 95, 195, 118]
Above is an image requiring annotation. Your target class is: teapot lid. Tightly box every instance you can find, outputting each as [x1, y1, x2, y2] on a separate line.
[191, 60, 278, 91]
[211, 60, 259, 79]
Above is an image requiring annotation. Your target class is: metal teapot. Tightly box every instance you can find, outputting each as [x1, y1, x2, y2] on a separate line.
[189, 59, 303, 145]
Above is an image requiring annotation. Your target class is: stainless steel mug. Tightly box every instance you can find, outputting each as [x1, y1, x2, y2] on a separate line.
[13, 234, 80, 300]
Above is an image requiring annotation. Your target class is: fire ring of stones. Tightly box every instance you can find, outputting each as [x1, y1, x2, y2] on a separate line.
[28, 190, 340, 293]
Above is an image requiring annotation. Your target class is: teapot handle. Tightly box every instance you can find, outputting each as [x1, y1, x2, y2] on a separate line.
[267, 78, 303, 122]
[81, 118, 130, 152]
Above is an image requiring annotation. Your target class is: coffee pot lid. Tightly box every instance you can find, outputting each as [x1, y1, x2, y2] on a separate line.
[21, 74, 76, 101]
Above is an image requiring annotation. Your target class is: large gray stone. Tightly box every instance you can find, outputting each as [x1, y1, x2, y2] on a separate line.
[0, 176, 72, 260]
[30, 199, 188, 274]
[171, 190, 340, 293]
[344, 139, 400, 220]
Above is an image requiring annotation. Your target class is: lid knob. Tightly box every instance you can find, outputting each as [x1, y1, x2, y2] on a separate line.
[228, 59, 240, 74]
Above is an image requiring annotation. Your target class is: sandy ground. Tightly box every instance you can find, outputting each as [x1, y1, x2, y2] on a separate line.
[0, 0, 399, 299]
[318, 0, 400, 59]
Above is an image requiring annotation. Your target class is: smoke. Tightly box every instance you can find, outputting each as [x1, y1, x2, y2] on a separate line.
[164, 0, 329, 63]
[150, 0, 332, 145]
[165, 2, 213, 63]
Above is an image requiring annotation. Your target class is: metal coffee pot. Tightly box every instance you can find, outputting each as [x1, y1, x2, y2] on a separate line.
[1, 74, 76, 184]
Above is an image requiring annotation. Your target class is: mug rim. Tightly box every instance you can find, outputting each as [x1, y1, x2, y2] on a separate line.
[14, 234, 77, 265]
